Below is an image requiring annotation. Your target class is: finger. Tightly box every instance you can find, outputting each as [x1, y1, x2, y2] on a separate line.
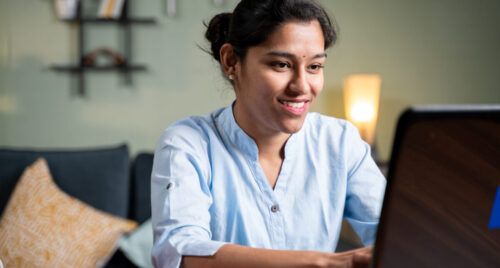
[352, 250, 372, 268]
[353, 251, 371, 263]
[337, 246, 372, 256]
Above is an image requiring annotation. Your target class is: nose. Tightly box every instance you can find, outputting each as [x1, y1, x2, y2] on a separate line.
[286, 68, 310, 96]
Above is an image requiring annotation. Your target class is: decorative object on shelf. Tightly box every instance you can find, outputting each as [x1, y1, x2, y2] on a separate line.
[343, 74, 382, 155]
[98, 0, 125, 19]
[54, 0, 79, 20]
[49, 0, 156, 96]
[83, 48, 125, 67]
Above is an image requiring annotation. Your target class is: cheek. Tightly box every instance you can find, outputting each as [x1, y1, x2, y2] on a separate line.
[254, 72, 286, 98]
[311, 75, 324, 96]
[237, 77, 275, 106]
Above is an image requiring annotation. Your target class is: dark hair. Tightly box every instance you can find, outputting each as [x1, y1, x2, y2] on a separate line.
[205, 0, 337, 62]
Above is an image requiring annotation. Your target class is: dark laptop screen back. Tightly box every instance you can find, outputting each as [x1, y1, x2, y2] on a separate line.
[373, 106, 500, 268]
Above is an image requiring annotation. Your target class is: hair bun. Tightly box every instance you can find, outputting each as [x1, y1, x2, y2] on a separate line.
[205, 12, 232, 62]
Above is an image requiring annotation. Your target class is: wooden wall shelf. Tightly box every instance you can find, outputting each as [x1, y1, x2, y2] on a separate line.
[50, 64, 148, 72]
[50, 0, 155, 96]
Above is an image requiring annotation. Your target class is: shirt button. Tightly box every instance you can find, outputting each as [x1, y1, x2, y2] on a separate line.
[271, 204, 279, 213]
[166, 182, 175, 190]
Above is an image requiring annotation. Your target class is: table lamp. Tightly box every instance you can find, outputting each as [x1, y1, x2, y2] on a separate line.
[343, 74, 382, 155]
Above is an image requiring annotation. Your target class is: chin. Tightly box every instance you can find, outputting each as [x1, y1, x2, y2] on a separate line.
[280, 118, 306, 134]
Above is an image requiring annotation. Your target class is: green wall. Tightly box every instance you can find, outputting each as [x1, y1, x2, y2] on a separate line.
[1, 0, 499, 161]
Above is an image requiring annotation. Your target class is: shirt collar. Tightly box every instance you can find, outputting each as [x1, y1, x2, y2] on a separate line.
[216, 104, 259, 161]
[216, 103, 305, 162]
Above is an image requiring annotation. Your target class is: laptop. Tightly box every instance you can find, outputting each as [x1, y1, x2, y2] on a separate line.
[372, 105, 500, 268]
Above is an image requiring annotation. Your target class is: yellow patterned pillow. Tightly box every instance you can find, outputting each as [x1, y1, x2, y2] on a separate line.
[0, 158, 137, 267]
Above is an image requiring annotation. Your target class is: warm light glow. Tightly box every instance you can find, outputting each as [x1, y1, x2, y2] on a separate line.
[343, 74, 381, 146]
[351, 102, 375, 123]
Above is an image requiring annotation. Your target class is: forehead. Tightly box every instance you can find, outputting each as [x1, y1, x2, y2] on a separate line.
[258, 20, 325, 55]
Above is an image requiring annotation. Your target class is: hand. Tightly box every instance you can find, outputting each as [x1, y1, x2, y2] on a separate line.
[318, 246, 373, 268]
[183, 244, 373, 268]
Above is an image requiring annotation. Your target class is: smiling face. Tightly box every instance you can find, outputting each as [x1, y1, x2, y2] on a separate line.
[230, 20, 326, 140]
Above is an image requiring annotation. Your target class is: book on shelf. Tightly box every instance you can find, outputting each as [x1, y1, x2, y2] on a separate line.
[98, 0, 125, 19]
[54, 0, 79, 20]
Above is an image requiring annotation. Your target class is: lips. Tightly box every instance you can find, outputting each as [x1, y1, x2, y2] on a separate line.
[278, 99, 309, 115]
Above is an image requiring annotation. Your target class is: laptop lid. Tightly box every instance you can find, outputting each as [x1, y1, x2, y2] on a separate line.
[373, 105, 500, 268]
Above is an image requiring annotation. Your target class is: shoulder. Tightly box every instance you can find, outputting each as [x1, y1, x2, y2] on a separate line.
[301, 113, 366, 162]
[156, 108, 225, 153]
[303, 112, 359, 139]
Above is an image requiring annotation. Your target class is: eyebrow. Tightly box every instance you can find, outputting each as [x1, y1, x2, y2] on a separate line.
[266, 51, 327, 60]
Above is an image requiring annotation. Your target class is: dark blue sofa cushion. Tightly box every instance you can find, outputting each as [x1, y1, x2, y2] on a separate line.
[129, 152, 153, 224]
[0, 144, 130, 218]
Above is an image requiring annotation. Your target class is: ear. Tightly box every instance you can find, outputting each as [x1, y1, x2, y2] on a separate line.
[219, 43, 238, 76]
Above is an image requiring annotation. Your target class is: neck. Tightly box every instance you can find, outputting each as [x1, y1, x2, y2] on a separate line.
[255, 134, 289, 160]
[232, 103, 290, 160]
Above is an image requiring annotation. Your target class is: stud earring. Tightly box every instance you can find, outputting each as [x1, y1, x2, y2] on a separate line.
[228, 74, 234, 80]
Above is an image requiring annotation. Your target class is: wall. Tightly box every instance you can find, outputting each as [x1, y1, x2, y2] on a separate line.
[1, 0, 499, 161]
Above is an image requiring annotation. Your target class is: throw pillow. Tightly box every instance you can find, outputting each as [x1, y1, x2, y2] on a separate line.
[0, 144, 130, 218]
[0, 158, 137, 267]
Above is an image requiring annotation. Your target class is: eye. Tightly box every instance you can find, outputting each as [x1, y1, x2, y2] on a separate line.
[271, 61, 291, 70]
[308, 64, 324, 72]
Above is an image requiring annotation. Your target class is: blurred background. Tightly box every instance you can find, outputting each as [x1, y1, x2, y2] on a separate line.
[1, 0, 499, 162]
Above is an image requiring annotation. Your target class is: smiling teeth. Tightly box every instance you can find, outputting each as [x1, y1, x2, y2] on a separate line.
[283, 101, 305, 108]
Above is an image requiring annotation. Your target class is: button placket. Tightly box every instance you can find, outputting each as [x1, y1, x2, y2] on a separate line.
[268, 202, 287, 249]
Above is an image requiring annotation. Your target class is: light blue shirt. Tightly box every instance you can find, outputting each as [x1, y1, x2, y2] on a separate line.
[151, 105, 386, 268]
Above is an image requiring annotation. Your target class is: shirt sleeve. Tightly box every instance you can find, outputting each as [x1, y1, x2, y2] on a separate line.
[343, 122, 387, 246]
[151, 123, 228, 268]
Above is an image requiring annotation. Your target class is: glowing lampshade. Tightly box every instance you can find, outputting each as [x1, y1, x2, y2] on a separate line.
[343, 74, 381, 146]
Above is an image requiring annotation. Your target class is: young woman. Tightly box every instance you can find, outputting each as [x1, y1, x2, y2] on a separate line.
[151, 0, 386, 267]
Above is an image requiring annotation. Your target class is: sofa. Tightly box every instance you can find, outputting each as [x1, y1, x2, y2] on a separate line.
[0, 144, 364, 267]
[0, 144, 153, 267]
